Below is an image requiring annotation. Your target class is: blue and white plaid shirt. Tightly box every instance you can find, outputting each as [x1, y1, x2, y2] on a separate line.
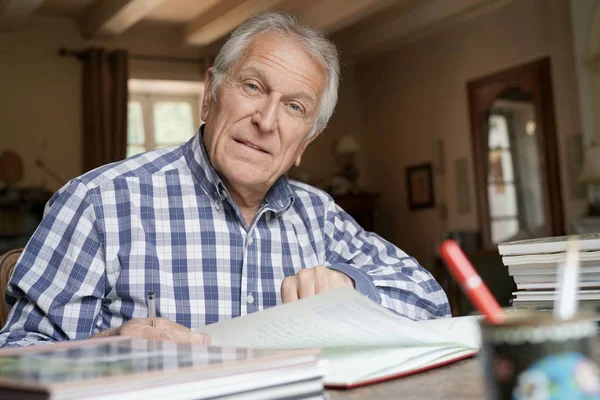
[0, 130, 450, 347]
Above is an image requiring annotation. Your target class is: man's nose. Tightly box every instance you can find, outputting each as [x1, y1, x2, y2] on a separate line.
[252, 95, 279, 132]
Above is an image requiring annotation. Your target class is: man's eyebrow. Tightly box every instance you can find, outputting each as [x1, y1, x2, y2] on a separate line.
[237, 66, 317, 106]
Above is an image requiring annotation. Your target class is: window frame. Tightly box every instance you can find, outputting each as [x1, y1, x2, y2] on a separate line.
[127, 80, 204, 156]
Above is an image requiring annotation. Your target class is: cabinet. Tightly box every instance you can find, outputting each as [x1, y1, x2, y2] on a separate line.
[334, 193, 379, 232]
[0, 187, 51, 255]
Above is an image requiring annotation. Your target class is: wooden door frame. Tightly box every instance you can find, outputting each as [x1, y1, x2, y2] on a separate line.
[467, 57, 565, 250]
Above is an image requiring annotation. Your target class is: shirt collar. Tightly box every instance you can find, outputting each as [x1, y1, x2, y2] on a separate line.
[184, 125, 295, 215]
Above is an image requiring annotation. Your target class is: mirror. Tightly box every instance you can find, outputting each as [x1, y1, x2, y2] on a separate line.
[468, 58, 564, 249]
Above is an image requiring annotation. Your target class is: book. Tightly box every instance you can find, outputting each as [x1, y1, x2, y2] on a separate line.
[503, 251, 600, 266]
[515, 281, 600, 290]
[509, 265, 600, 275]
[0, 337, 324, 400]
[512, 289, 600, 300]
[498, 233, 600, 256]
[512, 298, 600, 310]
[195, 288, 481, 389]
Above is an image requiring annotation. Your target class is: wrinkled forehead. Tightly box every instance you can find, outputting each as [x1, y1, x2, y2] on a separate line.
[230, 31, 327, 91]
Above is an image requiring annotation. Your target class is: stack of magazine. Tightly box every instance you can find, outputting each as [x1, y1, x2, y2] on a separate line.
[499, 233, 600, 310]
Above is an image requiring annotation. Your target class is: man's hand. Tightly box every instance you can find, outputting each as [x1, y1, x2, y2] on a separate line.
[281, 266, 354, 303]
[92, 318, 211, 344]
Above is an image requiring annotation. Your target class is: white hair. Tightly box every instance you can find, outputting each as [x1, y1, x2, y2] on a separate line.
[210, 11, 340, 139]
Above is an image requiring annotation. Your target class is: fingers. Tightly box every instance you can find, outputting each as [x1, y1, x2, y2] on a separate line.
[140, 325, 209, 344]
[313, 266, 332, 293]
[297, 269, 316, 299]
[330, 269, 353, 289]
[281, 276, 299, 303]
[280, 266, 353, 303]
[119, 318, 211, 344]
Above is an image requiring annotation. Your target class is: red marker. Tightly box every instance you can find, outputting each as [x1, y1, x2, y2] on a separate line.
[440, 239, 505, 324]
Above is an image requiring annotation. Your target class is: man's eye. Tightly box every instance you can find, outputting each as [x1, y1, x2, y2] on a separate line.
[288, 103, 302, 112]
[246, 83, 259, 91]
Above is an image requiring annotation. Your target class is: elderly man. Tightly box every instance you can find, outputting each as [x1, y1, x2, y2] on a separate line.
[0, 11, 449, 347]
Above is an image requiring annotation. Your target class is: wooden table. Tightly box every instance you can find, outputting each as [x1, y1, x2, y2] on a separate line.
[327, 335, 600, 399]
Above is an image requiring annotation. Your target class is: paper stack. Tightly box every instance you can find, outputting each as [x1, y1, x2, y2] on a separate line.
[498, 233, 600, 310]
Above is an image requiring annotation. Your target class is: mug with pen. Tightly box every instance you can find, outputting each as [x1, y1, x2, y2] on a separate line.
[440, 239, 600, 400]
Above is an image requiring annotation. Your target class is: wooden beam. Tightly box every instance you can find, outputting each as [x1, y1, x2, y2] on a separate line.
[0, 0, 46, 31]
[335, 0, 514, 60]
[80, 0, 167, 39]
[185, 0, 288, 47]
[299, 0, 398, 34]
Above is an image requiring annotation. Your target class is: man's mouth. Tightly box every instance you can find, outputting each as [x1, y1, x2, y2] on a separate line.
[234, 139, 268, 154]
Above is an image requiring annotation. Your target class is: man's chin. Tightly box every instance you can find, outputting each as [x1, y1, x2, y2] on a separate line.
[224, 168, 271, 189]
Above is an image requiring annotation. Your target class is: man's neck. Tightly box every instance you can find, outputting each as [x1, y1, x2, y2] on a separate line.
[225, 182, 266, 226]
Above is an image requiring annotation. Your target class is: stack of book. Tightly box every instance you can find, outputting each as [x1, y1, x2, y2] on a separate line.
[498, 233, 600, 310]
[0, 339, 325, 399]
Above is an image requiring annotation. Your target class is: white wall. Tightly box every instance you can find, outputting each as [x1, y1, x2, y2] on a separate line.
[570, 0, 599, 145]
[0, 16, 207, 191]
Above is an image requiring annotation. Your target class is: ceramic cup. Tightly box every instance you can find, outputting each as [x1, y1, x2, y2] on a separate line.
[479, 311, 600, 400]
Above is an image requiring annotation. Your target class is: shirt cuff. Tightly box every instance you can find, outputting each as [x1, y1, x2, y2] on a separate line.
[327, 263, 382, 303]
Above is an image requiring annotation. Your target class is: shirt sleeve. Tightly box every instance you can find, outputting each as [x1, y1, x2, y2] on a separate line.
[323, 199, 451, 320]
[0, 179, 106, 348]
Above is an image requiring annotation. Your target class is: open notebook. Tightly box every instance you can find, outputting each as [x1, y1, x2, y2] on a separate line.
[196, 288, 481, 388]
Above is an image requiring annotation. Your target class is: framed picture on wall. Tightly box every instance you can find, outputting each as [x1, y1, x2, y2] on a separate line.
[406, 163, 435, 210]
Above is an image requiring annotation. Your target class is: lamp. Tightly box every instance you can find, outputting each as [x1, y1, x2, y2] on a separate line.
[333, 135, 361, 194]
[580, 145, 600, 216]
[334, 135, 361, 155]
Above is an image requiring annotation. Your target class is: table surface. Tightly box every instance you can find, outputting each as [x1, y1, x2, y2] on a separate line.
[327, 335, 600, 399]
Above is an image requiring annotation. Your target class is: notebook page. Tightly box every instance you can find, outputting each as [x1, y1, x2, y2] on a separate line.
[415, 316, 482, 348]
[196, 288, 477, 349]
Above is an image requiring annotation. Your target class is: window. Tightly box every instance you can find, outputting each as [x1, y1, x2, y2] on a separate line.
[487, 114, 519, 243]
[127, 80, 204, 158]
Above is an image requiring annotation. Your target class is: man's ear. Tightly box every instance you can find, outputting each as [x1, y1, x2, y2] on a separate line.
[201, 68, 216, 122]
[294, 130, 321, 167]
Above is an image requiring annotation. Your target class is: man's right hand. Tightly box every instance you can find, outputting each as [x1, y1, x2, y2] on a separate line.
[92, 318, 211, 345]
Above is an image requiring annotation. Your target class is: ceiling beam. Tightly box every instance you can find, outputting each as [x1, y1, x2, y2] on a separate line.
[0, 0, 46, 31]
[299, 0, 398, 34]
[336, 0, 513, 61]
[79, 0, 167, 39]
[185, 0, 288, 47]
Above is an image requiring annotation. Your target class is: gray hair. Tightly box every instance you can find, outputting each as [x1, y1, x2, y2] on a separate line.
[210, 11, 340, 139]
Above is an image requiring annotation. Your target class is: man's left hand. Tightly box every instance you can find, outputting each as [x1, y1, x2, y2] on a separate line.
[281, 266, 354, 303]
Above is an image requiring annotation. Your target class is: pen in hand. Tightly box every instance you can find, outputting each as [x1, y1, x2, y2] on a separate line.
[147, 291, 157, 328]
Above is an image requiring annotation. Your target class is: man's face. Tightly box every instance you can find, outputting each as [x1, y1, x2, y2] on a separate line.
[201, 32, 327, 193]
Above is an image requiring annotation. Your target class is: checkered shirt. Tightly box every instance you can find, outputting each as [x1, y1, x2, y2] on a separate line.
[0, 130, 450, 347]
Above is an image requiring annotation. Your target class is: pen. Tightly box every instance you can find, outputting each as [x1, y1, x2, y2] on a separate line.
[147, 291, 156, 327]
[440, 239, 504, 324]
[554, 239, 579, 320]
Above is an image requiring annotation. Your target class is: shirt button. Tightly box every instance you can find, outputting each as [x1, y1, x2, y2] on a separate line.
[247, 293, 254, 304]
[248, 236, 254, 245]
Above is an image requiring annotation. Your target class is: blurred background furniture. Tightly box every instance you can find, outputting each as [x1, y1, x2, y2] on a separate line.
[0, 248, 21, 328]
[0, 150, 53, 254]
[0, 187, 52, 255]
[335, 193, 379, 232]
